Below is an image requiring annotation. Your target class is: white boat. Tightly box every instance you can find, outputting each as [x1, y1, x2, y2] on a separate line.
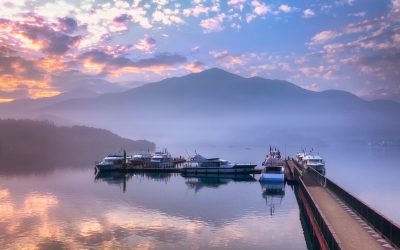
[260, 146, 285, 182]
[130, 152, 152, 167]
[150, 150, 174, 168]
[296, 150, 306, 165]
[96, 153, 129, 172]
[182, 154, 257, 173]
[302, 150, 326, 175]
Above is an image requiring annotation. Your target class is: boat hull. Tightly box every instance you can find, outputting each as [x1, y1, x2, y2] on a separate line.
[259, 173, 284, 182]
[304, 164, 326, 175]
[95, 164, 124, 172]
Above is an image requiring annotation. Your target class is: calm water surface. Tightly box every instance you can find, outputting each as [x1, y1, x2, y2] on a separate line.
[168, 143, 400, 223]
[1, 143, 398, 249]
[0, 168, 311, 249]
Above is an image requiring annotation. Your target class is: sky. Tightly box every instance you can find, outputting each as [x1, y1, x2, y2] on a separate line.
[0, 0, 399, 102]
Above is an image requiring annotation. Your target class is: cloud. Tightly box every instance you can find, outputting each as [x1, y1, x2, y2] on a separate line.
[0, 16, 81, 55]
[191, 46, 200, 53]
[251, 0, 270, 16]
[183, 5, 210, 17]
[184, 60, 205, 73]
[352, 52, 400, 82]
[134, 36, 156, 54]
[311, 31, 339, 43]
[227, 0, 247, 11]
[113, 14, 132, 24]
[350, 12, 366, 17]
[32, 0, 153, 48]
[79, 50, 187, 75]
[152, 8, 183, 25]
[299, 65, 338, 80]
[303, 9, 315, 18]
[153, 0, 169, 6]
[57, 17, 78, 33]
[0, 53, 61, 99]
[0, 88, 29, 101]
[133, 53, 187, 68]
[200, 14, 225, 33]
[210, 50, 247, 69]
[278, 5, 296, 13]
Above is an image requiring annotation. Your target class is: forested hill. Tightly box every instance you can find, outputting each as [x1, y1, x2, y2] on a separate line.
[0, 119, 155, 174]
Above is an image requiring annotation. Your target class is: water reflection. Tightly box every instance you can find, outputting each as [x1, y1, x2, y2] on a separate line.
[94, 172, 174, 192]
[181, 173, 257, 193]
[260, 181, 285, 216]
[0, 169, 310, 249]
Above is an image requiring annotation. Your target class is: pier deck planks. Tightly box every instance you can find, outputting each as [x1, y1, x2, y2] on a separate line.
[296, 161, 386, 250]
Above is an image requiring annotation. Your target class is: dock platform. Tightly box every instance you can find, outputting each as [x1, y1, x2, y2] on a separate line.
[287, 160, 399, 249]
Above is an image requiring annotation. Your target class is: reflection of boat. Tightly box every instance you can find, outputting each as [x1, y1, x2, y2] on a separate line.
[260, 181, 285, 216]
[302, 150, 326, 175]
[95, 171, 174, 192]
[150, 150, 174, 168]
[181, 173, 257, 192]
[95, 151, 130, 172]
[260, 146, 285, 182]
[182, 154, 257, 173]
[144, 172, 173, 182]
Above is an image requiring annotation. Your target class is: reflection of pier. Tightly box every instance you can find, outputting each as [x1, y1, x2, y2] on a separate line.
[94, 171, 131, 192]
[260, 181, 285, 216]
[181, 173, 257, 193]
[287, 160, 399, 249]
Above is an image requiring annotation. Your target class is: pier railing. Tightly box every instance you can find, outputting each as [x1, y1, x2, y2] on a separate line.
[325, 178, 400, 248]
[299, 160, 400, 249]
[298, 177, 342, 250]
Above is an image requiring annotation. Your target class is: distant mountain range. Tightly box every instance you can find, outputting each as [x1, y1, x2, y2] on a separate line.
[0, 119, 155, 174]
[1, 68, 399, 146]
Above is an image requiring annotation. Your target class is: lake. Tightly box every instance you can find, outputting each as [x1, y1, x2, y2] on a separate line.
[0, 143, 398, 249]
[0, 169, 316, 249]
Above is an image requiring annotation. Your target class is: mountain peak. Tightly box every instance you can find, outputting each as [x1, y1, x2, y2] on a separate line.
[191, 67, 243, 79]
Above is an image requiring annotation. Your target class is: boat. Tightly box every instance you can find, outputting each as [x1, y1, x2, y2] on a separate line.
[296, 149, 306, 165]
[149, 150, 174, 168]
[182, 154, 257, 173]
[302, 150, 326, 175]
[259, 146, 285, 182]
[95, 151, 130, 172]
[130, 152, 152, 167]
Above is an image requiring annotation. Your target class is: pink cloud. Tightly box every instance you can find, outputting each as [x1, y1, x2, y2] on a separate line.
[200, 14, 225, 33]
[134, 36, 156, 53]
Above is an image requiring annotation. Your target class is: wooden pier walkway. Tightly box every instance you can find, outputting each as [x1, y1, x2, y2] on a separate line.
[286, 160, 398, 250]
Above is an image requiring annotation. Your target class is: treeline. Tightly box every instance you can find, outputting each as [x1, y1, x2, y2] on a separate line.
[0, 119, 155, 174]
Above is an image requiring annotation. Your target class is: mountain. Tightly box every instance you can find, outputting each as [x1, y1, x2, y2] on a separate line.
[0, 119, 155, 174]
[1, 68, 399, 146]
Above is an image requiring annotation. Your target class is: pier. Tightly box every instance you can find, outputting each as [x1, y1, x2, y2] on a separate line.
[285, 160, 400, 250]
